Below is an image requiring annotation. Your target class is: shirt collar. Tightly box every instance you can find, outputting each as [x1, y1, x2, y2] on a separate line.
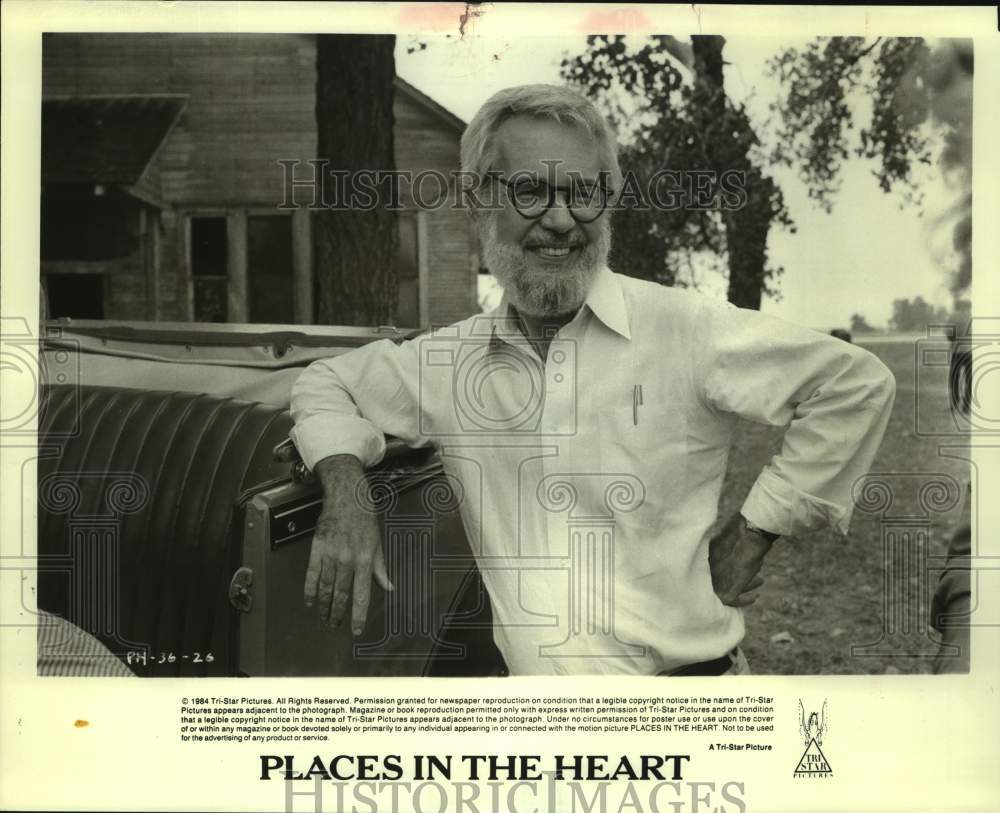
[584, 265, 631, 340]
[489, 265, 631, 345]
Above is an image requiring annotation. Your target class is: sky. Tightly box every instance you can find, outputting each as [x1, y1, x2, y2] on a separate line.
[395, 34, 963, 331]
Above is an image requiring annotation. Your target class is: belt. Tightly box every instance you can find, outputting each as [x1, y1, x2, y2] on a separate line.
[660, 648, 738, 677]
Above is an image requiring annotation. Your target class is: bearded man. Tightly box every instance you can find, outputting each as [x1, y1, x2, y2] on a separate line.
[290, 84, 896, 676]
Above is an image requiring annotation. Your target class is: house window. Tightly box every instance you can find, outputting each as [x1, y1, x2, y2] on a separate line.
[45, 273, 104, 319]
[247, 215, 293, 323]
[190, 216, 228, 322]
[187, 211, 302, 324]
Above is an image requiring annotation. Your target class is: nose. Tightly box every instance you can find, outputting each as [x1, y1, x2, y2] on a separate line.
[537, 191, 576, 234]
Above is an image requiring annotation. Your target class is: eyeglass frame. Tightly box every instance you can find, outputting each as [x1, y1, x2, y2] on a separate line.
[486, 169, 615, 224]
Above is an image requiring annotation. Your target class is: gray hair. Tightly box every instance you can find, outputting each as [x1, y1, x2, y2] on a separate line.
[460, 84, 623, 192]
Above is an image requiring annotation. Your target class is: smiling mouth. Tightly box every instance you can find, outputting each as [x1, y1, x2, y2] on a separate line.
[527, 245, 580, 260]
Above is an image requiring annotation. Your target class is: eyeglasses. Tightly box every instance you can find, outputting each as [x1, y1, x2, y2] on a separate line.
[489, 173, 612, 224]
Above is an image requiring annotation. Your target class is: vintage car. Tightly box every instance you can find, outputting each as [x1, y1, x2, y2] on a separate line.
[37, 320, 502, 677]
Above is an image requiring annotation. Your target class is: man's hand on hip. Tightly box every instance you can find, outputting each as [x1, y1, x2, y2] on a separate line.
[304, 454, 393, 635]
[709, 514, 779, 607]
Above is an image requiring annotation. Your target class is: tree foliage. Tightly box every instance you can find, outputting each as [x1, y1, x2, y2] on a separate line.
[770, 38, 972, 298]
[562, 34, 972, 309]
[888, 296, 951, 333]
[561, 35, 791, 309]
[849, 313, 878, 334]
[768, 37, 934, 210]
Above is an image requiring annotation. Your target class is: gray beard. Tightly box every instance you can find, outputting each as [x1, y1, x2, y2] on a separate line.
[480, 215, 612, 317]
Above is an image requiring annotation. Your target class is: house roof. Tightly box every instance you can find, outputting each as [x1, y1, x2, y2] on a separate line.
[42, 95, 188, 186]
[40, 82, 463, 188]
[393, 77, 467, 134]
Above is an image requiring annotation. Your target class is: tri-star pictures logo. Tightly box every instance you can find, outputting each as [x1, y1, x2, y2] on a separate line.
[794, 700, 833, 778]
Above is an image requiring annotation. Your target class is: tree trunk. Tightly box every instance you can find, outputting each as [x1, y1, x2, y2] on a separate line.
[314, 34, 398, 325]
[691, 35, 770, 310]
[722, 211, 769, 310]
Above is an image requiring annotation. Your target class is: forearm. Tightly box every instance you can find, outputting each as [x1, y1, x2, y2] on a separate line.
[701, 305, 896, 537]
[313, 453, 366, 498]
[290, 341, 421, 470]
[741, 369, 894, 537]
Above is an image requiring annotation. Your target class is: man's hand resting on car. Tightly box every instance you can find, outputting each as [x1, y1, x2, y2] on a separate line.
[303, 454, 393, 635]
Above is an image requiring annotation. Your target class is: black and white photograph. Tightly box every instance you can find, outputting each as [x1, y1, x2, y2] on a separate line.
[31, 26, 974, 678]
[2, 3, 998, 812]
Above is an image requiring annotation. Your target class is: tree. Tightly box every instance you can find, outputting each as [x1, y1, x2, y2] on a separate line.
[314, 34, 399, 325]
[769, 38, 972, 299]
[562, 35, 972, 310]
[769, 38, 931, 210]
[849, 313, 877, 334]
[561, 35, 791, 310]
[888, 296, 950, 333]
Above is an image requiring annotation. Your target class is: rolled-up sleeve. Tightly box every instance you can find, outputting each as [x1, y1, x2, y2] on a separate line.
[289, 338, 428, 471]
[698, 302, 896, 537]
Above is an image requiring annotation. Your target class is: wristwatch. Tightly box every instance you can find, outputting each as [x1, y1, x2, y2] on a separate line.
[742, 516, 780, 543]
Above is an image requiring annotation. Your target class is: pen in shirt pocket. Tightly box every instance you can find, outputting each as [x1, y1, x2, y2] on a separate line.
[632, 384, 643, 426]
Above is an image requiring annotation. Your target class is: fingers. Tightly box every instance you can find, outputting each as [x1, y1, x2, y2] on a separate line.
[351, 561, 372, 637]
[730, 591, 760, 607]
[372, 545, 394, 593]
[316, 555, 336, 623]
[330, 562, 353, 628]
[312, 524, 340, 622]
[718, 572, 765, 603]
[728, 574, 765, 606]
[303, 533, 324, 609]
[306, 509, 390, 633]
[719, 591, 753, 607]
[718, 574, 766, 607]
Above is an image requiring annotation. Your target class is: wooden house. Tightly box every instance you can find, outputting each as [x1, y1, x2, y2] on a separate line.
[40, 33, 480, 328]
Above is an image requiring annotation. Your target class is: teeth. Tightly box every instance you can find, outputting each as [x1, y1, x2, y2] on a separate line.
[536, 247, 572, 257]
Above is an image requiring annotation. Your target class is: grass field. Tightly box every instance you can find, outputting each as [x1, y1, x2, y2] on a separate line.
[717, 337, 971, 674]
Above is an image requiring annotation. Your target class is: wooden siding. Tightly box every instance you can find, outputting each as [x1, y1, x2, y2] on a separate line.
[42, 34, 477, 326]
[393, 87, 477, 326]
[43, 34, 317, 207]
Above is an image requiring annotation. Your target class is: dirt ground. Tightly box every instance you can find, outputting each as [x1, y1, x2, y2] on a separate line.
[716, 337, 971, 675]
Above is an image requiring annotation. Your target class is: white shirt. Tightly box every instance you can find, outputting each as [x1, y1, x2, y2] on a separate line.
[290, 267, 895, 675]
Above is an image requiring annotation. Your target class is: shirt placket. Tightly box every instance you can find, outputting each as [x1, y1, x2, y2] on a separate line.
[539, 324, 585, 664]
[492, 321, 579, 659]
